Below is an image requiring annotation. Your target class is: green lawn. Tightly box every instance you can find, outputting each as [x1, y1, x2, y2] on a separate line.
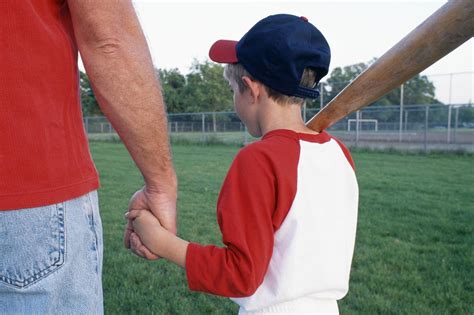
[89, 142, 474, 314]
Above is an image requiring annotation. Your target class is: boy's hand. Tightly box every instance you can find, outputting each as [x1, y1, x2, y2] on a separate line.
[124, 185, 177, 260]
[126, 209, 190, 268]
[125, 221, 159, 260]
[126, 209, 166, 256]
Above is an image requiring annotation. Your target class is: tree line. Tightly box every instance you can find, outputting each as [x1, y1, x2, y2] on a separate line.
[80, 58, 473, 124]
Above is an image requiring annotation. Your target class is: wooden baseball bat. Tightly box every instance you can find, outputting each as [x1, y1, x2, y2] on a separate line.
[306, 0, 473, 132]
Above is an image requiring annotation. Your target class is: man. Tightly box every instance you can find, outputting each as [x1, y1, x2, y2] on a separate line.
[0, 0, 173, 313]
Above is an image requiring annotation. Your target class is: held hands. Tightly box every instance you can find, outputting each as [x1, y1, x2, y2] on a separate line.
[126, 207, 189, 268]
[125, 209, 166, 257]
[124, 184, 189, 267]
[124, 185, 177, 260]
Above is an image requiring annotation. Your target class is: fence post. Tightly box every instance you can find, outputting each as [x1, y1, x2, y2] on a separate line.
[212, 112, 217, 133]
[201, 113, 205, 142]
[454, 106, 459, 144]
[85, 117, 89, 134]
[355, 111, 360, 147]
[404, 110, 408, 132]
[446, 73, 453, 144]
[424, 105, 429, 153]
[447, 105, 452, 144]
[399, 84, 404, 142]
[201, 113, 205, 133]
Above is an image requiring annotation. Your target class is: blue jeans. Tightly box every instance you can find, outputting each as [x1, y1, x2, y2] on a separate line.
[0, 191, 103, 314]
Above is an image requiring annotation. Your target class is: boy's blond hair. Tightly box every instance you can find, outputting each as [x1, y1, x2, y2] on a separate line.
[224, 63, 317, 105]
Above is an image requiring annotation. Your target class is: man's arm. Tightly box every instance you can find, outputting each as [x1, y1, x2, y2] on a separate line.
[67, 0, 177, 254]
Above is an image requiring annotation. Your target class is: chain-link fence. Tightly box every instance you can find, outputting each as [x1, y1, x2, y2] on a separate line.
[304, 104, 474, 151]
[84, 103, 474, 152]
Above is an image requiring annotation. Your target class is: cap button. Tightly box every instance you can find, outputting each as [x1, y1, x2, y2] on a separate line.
[300, 16, 308, 22]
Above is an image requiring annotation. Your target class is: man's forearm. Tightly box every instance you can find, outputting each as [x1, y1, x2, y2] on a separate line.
[68, 0, 176, 190]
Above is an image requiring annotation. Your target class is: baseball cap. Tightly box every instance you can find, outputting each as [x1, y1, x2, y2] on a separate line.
[209, 14, 331, 99]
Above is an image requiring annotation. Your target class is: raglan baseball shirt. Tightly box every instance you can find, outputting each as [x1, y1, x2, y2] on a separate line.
[185, 129, 358, 314]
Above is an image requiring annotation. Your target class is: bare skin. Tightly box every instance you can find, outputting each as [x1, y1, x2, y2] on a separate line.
[67, 0, 177, 259]
[127, 210, 188, 267]
[236, 76, 319, 137]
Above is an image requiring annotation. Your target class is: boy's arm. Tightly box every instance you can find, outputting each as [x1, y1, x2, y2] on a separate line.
[131, 144, 297, 298]
[183, 147, 296, 297]
[129, 148, 279, 297]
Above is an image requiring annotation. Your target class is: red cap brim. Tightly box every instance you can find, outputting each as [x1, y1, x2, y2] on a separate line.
[209, 40, 238, 63]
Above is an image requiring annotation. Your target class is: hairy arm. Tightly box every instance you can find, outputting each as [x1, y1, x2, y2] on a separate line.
[67, 0, 176, 193]
[67, 0, 177, 258]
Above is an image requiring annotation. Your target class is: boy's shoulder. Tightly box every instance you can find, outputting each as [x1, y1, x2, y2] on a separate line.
[232, 130, 309, 175]
[236, 129, 301, 162]
[236, 129, 355, 170]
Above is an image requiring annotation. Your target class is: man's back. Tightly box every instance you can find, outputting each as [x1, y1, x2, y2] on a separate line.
[0, 0, 99, 210]
[1, 1, 177, 313]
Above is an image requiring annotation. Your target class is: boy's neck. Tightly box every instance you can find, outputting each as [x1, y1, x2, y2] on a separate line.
[257, 99, 319, 136]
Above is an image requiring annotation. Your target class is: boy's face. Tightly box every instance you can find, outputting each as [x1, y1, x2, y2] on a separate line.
[229, 79, 261, 137]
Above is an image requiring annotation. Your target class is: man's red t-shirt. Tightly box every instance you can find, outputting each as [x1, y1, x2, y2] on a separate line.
[0, 1, 99, 210]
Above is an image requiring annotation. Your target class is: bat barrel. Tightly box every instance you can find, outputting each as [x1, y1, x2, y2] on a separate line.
[307, 0, 474, 132]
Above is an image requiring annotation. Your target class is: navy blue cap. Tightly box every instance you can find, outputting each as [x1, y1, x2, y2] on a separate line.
[209, 14, 331, 99]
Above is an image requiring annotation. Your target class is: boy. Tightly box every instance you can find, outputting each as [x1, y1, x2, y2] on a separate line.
[127, 14, 358, 314]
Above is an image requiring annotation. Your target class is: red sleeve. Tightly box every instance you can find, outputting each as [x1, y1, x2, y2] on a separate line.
[183, 134, 307, 298]
[185, 146, 276, 297]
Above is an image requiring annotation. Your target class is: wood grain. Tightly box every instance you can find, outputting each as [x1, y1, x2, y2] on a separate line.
[306, 0, 473, 132]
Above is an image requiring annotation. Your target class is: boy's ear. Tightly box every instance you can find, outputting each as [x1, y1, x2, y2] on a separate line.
[242, 76, 262, 103]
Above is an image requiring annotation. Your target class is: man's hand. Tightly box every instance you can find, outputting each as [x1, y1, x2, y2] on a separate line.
[124, 185, 177, 259]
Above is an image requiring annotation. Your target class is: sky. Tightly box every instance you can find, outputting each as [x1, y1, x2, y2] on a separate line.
[83, 0, 474, 104]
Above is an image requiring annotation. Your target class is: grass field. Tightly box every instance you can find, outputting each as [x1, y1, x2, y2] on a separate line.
[89, 142, 473, 314]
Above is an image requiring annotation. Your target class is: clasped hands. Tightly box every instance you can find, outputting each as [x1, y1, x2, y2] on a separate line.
[124, 185, 177, 260]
